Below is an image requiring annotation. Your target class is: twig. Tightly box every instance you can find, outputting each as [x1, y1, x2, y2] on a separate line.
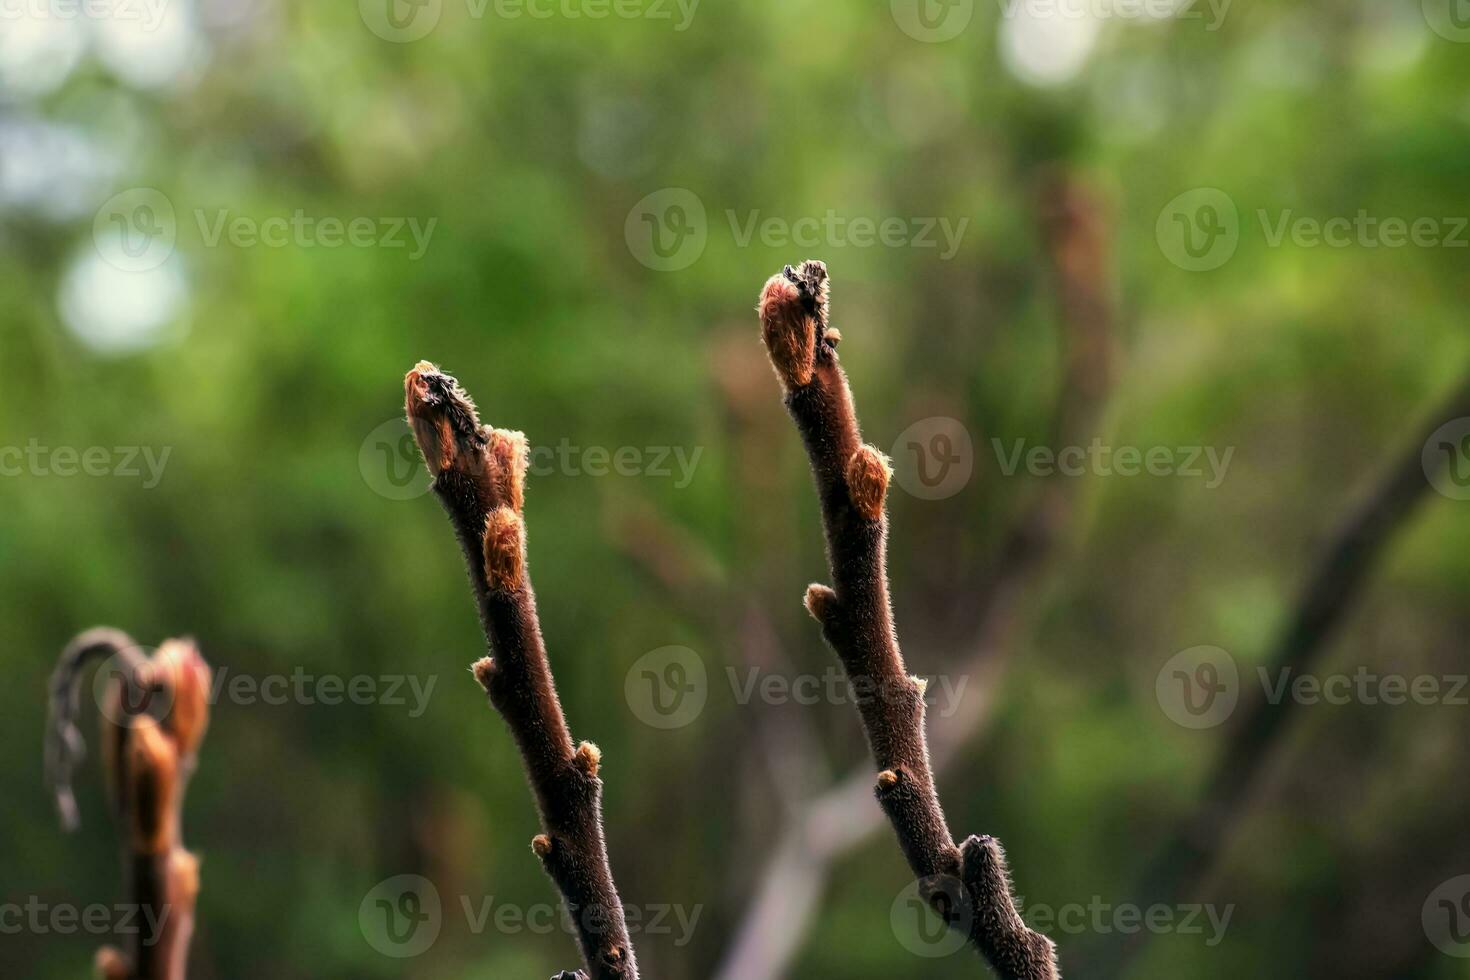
[757, 261, 1059, 980]
[405, 361, 638, 980]
[1098, 371, 1470, 978]
[45, 627, 212, 980]
[717, 179, 1114, 979]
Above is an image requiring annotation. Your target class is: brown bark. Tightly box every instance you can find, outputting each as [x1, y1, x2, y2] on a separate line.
[758, 261, 1059, 980]
[405, 362, 638, 980]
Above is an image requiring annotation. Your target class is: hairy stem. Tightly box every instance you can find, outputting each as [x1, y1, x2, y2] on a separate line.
[405, 362, 637, 980]
[758, 261, 1059, 980]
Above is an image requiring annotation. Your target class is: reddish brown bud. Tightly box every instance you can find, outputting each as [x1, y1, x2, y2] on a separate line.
[803, 583, 837, 624]
[154, 639, 211, 760]
[489, 428, 529, 514]
[758, 274, 815, 388]
[483, 508, 526, 592]
[846, 445, 892, 521]
[471, 656, 496, 690]
[575, 741, 602, 778]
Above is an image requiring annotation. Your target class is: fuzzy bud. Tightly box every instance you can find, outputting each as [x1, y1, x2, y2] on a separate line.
[846, 445, 892, 521]
[575, 741, 602, 778]
[758, 275, 815, 388]
[483, 508, 526, 592]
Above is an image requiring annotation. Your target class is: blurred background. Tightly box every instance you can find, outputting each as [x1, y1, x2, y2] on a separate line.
[4, 0, 1470, 977]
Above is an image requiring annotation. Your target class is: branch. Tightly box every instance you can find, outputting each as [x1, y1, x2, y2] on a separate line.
[405, 362, 638, 980]
[1097, 371, 1470, 978]
[46, 628, 211, 980]
[757, 261, 1059, 980]
[717, 175, 1113, 980]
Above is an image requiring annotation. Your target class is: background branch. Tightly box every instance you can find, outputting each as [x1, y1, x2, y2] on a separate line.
[1097, 371, 1470, 978]
[46, 628, 211, 980]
